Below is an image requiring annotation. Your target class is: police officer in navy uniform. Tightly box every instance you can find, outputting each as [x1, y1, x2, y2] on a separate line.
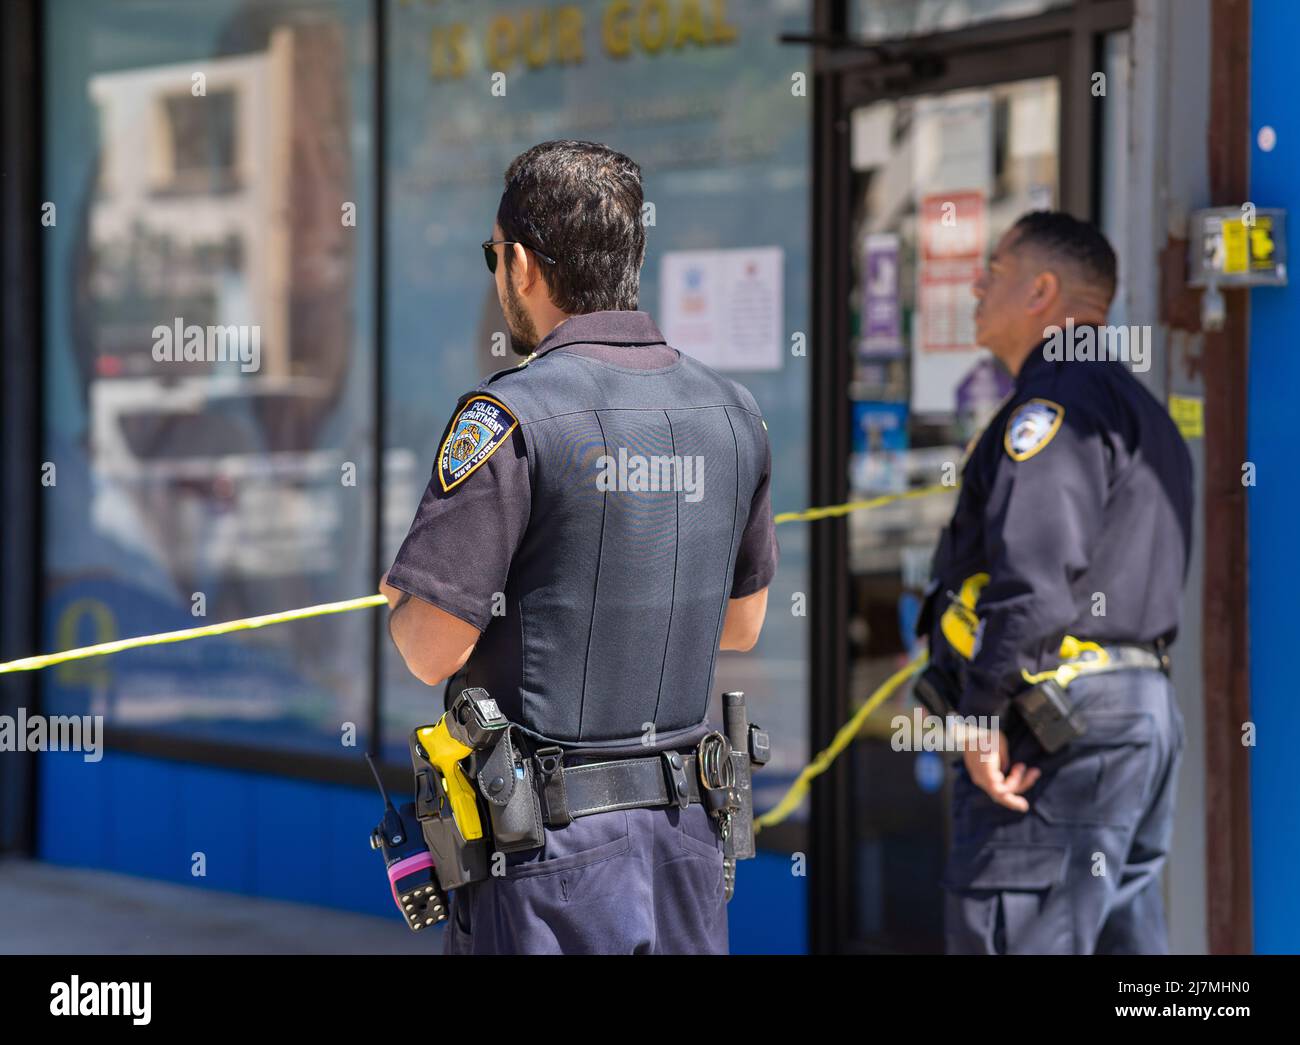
[920, 212, 1194, 954]
[378, 141, 777, 954]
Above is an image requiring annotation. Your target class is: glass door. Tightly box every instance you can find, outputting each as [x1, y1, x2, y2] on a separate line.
[841, 76, 1061, 953]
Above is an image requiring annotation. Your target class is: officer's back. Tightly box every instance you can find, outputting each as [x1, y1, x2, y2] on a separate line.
[380, 140, 776, 954]
[466, 336, 770, 753]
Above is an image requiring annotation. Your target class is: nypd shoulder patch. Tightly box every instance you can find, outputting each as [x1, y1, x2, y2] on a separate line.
[1004, 398, 1064, 461]
[437, 395, 518, 492]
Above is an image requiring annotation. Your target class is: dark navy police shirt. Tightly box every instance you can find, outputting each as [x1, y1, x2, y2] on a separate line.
[387, 309, 777, 646]
[924, 334, 1195, 717]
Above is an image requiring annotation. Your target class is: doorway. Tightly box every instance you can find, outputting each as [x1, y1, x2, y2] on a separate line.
[807, 0, 1132, 954]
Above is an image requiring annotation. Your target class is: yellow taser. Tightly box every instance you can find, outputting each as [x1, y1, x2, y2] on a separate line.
[414, 717, 484, 842]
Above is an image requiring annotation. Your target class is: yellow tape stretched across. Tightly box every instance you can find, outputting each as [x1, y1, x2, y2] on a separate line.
[753, 653, 927, 834]
[0, 594, 388, 675]
[0, 484, 954, 680]
[773, 483, 950, 525]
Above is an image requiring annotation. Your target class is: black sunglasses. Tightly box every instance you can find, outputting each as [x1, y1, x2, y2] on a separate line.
[481, 239, 557, 274]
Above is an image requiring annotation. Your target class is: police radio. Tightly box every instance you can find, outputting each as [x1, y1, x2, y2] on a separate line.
[366, 754, 448, 932]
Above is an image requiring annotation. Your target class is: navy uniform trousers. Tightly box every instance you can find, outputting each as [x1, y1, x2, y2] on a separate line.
[943, 668, 1185, 954]
[441, 803, 728, 954]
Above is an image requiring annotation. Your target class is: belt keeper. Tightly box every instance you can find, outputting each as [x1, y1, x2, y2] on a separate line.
[661, 751, 691, 810]
[534, 746, 571, 827]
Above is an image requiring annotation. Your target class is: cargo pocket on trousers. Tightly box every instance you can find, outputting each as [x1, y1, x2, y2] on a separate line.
[1032, 712, 1156, 828]
[505, 811, 632, 880]
[943, 843, 1070, 955]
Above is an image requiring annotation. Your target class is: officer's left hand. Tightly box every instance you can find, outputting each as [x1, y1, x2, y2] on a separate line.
[963, 731, 1041, 813]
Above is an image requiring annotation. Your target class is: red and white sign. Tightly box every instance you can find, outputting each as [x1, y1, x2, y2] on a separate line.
[917, 190, 985, 354]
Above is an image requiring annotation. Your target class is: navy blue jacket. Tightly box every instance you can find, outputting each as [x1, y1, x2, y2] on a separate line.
[921, 335, 1194, 717]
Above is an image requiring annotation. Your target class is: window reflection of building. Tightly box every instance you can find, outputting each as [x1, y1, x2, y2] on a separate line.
[83, 22, 356, 586]
[47, 7, 376, 748]
[155, 89, 240, 196]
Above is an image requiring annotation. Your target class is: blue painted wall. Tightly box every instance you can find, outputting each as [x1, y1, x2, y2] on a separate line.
[38, 749, 807, 952]
[38, 749, 399, 920]
[1248, 0, 1300, 956]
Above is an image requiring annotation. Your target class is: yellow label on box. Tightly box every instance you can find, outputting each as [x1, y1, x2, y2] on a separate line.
[1221, 220, 1249, 274]
[1251, 216, 1276, 269]
[1169, 394, 1204, 439]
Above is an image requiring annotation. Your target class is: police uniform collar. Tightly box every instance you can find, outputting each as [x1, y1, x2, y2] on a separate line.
[1015, 336, 1057, 387]
[528, 310, 668, 360]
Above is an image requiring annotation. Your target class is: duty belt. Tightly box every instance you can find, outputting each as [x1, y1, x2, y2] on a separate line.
[529, 747, 705, 827]
[399, 688, 768, 909]
[1014, 641, 1170, 754]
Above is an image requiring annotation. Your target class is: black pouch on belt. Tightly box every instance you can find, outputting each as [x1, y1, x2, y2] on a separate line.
[1013, 678, 1087, 754]
[476, 724, 545, 854]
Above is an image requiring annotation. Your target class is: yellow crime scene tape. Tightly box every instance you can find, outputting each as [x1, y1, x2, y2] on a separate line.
[0, 595, 388, 675]
[754, 654, 926, 833]
[0, 483, 955, 828]
[772, 483, 950, 524]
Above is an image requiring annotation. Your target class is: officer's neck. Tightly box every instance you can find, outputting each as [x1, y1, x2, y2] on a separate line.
[531, 306, 575, 346]
[1008, 311, 1108, 376]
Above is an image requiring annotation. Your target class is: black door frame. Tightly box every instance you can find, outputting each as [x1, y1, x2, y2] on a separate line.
[0, 0, 43, 856]
[807, 0, 1133, 955]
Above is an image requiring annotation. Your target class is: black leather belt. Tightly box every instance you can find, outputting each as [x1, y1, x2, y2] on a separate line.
[532, 747, 703, 827]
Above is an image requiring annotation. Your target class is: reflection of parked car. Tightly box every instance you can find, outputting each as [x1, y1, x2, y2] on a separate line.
[90, 375, 417, 585]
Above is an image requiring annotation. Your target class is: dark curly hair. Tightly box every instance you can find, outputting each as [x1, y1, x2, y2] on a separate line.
[1011, 210, 1118, 302]
[496, 140, 646, 314]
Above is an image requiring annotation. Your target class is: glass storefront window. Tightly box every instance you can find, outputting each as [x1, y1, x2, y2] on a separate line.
[851, 0, 1073, 40]
[42, 0, 376, 753]
[39, 0, 811, 799]
[378, 1, 813, 831]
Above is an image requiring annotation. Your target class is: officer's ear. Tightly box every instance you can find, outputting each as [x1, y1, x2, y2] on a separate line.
[1025, 269, 1060, 316]
[508, 242, 534, 290]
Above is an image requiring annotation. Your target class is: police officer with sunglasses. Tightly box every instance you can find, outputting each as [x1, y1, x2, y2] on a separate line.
[380, 140, 777, 954]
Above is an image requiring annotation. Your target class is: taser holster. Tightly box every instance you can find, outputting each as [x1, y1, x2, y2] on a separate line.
[409, 687, 507, 889]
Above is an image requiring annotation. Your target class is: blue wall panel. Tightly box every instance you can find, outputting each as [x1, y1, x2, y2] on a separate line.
[728, 850, 807, 954]
[1248, 0, 1300, 955]
[37, 748, 110, 867]
[38, 748, 807, 950]
[250, 775, 330, 907]
[177, 765, 254, 893]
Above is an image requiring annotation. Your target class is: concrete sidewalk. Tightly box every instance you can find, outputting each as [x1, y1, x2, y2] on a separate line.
[0, 859, 441, 954]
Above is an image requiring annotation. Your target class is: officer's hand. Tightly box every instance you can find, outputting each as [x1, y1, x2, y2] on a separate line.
[963, 731, 1041, 813]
